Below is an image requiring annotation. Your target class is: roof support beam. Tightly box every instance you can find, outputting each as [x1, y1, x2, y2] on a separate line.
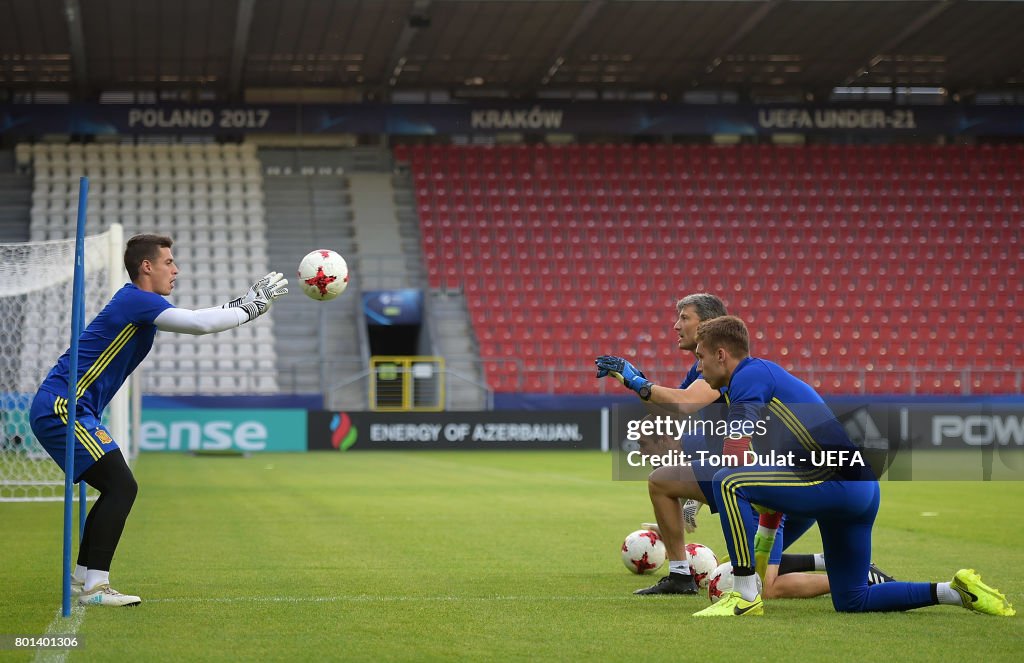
[844, 0, 956, 86]
[383, 0, 433, 93]
[228, 0, 256, 100]
[694, 0, 784, 89]
[62, 0, 88, 98]
[536, 0, 604, 86]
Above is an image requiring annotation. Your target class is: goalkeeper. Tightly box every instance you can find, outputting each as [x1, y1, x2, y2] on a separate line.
[29, 234, 287, 607]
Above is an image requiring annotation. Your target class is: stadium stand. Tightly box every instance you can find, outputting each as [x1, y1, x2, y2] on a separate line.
[401, 143, 1023, 396]
[22, 142, 279, 395]
[258, 149, 363, 399]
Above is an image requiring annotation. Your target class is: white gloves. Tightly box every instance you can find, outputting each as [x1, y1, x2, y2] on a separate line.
[225, 272, 289, 322]
[682, 499, 703, 533]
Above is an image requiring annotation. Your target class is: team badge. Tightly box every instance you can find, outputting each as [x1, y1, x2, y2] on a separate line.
[96, 429, 113, 444]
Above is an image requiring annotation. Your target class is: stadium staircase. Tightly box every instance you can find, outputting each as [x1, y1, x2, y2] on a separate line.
[259, 149, 365, 406]
[0, 150, 31, 242]
[357, 159, 490, 408]
[400, 143, 1023, 396]
[348, 172, 412, 288]
[393, 167, 488, 409]
[426, 292, 489, 409]
[392, 167, 430, 287]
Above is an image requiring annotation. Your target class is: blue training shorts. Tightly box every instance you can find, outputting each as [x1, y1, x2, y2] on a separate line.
[29, 390, 119, 483]
[690, 456, 800, 565]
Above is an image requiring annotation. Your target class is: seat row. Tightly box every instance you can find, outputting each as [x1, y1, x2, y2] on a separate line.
[408, 144, 1023, 395]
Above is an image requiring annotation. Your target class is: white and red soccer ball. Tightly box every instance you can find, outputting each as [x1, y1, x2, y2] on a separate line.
[707, 561, 763, 602]
[621, 530, 666, 575]
[685, 542, 719, 589]
[297, 249, 349, 301]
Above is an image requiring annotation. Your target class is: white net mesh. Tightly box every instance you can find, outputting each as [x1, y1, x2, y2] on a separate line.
[0, 229, 121, 501]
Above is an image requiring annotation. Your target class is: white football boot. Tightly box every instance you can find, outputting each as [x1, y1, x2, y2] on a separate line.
[78, 584, 142, 607]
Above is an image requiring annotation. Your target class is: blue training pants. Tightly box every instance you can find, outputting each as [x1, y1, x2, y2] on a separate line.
[712, 464, 936, 612]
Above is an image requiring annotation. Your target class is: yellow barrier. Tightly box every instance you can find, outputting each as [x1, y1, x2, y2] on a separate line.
[369, 356, 446, 411]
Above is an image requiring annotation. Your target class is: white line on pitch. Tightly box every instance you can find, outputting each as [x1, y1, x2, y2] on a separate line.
[149, 595, 639, 604]
[34, 605, 85, 663]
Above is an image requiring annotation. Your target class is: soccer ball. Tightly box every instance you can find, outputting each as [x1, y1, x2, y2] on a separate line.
[684, 542, 718, 589]
[297, 249, 349, 301]
[707, 562, 763, 602]
[621, 529, 666, 575]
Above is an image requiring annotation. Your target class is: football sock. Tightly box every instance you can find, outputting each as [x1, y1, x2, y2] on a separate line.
[733, 571, 760, 601]
[73, 565, 87, 583]
[669, 559, 692, 576]
[85, 570, 110, 592]
[934, 582, 964, 606]
[813, 553, 826, 571]
[778, 554, 815, 575]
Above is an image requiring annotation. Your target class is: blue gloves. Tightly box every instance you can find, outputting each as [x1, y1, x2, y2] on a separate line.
[595, 355, 653, 397]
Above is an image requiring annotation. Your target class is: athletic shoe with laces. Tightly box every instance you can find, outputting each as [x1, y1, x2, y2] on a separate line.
[633, 573, 699, 595]
[78, 584, 142, 607]
[71, 578, 85, 596]
[867, 563, 895, 586]
[951, 569, 1015, 616]
[692, 591, 764, 617]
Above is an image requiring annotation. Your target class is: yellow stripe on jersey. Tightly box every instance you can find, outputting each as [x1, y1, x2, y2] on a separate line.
[718, 467, 832, 569]
[76, 324, 137, 397]
[52, 397, 103, 460]
[767, 397, 822, 454]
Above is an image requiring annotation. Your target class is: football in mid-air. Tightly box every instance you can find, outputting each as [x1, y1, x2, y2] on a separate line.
[707, 561, 763, 602]
[684, 542, 719, 589]
[297, 249, 349, 301]
[621, 529, 666, 575]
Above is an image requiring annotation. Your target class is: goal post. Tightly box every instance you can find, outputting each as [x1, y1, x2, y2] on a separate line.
[0, 223, 135, 502]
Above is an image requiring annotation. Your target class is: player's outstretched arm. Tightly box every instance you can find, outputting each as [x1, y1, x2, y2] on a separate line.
[646, 380, 721, 416]
[595, 355, 719, 414]
[155, 273, 288, 334]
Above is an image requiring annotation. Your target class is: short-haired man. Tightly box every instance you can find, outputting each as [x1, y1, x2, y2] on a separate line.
[31, 234, 287, 606]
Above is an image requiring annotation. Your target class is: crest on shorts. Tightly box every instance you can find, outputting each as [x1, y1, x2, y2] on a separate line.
[96, 429, 113, 444]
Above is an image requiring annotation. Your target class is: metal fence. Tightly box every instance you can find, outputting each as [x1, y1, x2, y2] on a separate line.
[143, 359, 1022, 407]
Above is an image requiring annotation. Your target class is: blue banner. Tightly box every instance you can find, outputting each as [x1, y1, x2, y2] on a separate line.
[362, 289, 423, 326]
[2, 102, 1023, 136]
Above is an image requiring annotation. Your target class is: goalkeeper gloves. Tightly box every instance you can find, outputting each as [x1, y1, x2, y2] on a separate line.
[224, 272, 289, 310]
[229, 272, 289, 323]
[682, 499, 703, 533]
[594, 355, 653, 397]
[641, 500, 701, 537]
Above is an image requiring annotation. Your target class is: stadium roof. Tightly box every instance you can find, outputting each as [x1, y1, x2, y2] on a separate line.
[2, 0, 1022, 101]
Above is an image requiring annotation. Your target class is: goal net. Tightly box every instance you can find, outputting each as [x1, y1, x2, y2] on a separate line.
[0, 224, 135, 501]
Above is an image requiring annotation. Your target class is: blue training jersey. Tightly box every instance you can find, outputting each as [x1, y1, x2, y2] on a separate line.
[723, 357, 868, 477]
[38, 284, 173, 416]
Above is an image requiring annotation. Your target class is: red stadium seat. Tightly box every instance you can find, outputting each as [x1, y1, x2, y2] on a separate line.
[406, 144, 1023, 395]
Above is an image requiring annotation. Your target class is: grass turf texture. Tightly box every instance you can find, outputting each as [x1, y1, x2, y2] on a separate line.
[2, 451, 1022, 662]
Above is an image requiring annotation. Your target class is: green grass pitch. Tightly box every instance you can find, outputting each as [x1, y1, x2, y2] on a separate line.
[2, 451, 1022, 661]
